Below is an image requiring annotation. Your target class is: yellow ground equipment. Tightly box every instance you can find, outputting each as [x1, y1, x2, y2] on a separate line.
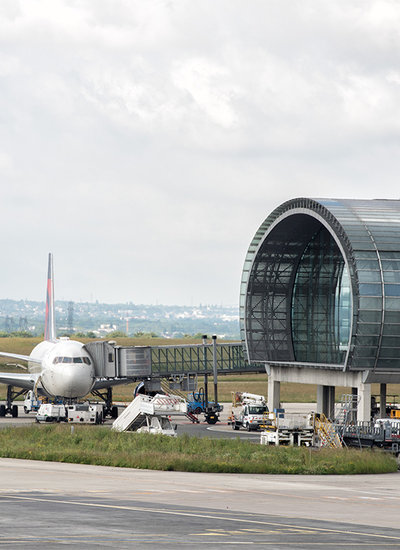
[313, 413, 342, 448]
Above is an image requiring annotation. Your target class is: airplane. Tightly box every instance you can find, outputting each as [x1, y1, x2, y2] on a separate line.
[0, 253, 125, 418]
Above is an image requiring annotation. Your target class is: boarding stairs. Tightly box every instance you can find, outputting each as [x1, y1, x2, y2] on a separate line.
[112, 393, 187, 432]
[160, 379, 199, 423]
[335, 394, 359, 425]
[314, 413, 342, 448]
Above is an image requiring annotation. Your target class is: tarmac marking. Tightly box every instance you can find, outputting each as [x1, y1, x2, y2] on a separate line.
[1, 543, 399, 546]
[3, 494, 400, 542]
[1, 486, 397, 505]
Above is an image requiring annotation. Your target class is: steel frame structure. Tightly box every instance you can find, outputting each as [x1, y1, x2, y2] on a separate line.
[241, 197, 400, 374]
[150, 343, 260, 376]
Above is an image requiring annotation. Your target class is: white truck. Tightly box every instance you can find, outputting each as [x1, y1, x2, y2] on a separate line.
[231, 392, 269, 432]
[260, 412, 314, 446]
[66, 403, 104, 424]
[36, 402, 105, 424]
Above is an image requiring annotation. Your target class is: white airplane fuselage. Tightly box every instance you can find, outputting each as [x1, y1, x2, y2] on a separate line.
[29, 339, 95, 399]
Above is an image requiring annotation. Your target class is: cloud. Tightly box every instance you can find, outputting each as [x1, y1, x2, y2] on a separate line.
[0, 1, 400, 304]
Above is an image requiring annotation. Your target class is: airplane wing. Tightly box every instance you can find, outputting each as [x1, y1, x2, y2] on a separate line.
[0, 372, 36, 390]
[0, 352, 41, 390]
[0, 352, 42, 364]
[92, 378, 132, 391]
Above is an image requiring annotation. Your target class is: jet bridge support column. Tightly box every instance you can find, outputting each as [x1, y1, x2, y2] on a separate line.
[380, 383, 387, 418]
[357, 382, 371, 422]
[266, 366, 280, 412]
[317, 385, 335, 420]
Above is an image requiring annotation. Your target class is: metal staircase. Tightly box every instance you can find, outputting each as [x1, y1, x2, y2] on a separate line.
[160, 379, 199, 423]
[335, 394, 359, 425]
[112, 393, 187, 432]
[314, 413, 342, 448]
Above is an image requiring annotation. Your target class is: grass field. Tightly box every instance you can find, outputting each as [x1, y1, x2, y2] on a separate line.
[0, 337, 399, 404]
[0, 424, 396, 474]
[0, 337, 397, 475]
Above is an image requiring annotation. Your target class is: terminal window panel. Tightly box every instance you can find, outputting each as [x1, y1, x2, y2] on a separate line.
[291, 226, 350, 364]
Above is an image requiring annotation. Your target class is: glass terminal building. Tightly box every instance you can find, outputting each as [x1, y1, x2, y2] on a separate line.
[240, 198, 400, 420]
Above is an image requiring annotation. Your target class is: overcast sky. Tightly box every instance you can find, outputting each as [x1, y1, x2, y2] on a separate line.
[1, 0, 400, 305]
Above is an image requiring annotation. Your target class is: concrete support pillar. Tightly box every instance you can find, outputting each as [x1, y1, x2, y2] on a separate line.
[380, 383, 387, 418]
[317, 385, 335, 419]
[267, 368, 280, 412]
[357, 382, 371, 422]
[351, 387, 358, 423]
[317, 385, 324, 415]
[326, 386, 335, 420]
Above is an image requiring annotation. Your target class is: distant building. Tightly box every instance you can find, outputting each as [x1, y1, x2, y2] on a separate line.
[94, 324, 117, 337]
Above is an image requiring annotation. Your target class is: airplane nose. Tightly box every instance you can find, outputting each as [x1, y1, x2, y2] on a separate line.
[41, 364, 95, 398]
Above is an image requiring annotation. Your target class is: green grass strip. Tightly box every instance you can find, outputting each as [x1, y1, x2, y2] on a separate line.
[0, 425, 396, 474]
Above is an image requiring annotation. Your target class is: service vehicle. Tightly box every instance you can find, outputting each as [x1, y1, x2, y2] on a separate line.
[66, 403, 104, 424]
[342, 419, 400, 453]
[137, 415, 177, 437]
[260, 411, 314, 446]
[231, 392, 269, 431]
[23, 390, 41, 413]
[36, 403, 67, 423]
[187, 390, 222, 414]
[112, 393, 186, 435]
[186, 389, 223, 424]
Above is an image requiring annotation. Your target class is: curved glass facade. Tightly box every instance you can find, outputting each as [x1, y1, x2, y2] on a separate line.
[240, 198, 400, 372]
[291, 225, 350, 364]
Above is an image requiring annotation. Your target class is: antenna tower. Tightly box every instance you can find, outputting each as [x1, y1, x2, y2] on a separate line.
[67, 301, 74, 333]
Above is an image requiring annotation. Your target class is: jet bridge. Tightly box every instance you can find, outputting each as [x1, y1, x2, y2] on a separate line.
[84, 342, 152, 378]
[83, 340, 262, 382]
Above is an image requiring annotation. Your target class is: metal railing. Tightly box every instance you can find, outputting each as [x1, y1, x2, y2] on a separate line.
[314, 413, 342, 448]
[150, 342, 263, 376]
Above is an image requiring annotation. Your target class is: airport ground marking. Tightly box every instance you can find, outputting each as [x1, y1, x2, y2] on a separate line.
[3, 494, 400, 542]
[0, 539, 399, 546]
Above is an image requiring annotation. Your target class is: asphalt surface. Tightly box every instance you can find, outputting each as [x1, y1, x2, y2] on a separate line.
[2, 491, 400, 548]
[1, 403, 399, 548]
[0, 460, 400, 548]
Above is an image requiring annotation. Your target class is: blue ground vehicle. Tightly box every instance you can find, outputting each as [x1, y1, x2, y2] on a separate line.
[187, 389, 222, 424]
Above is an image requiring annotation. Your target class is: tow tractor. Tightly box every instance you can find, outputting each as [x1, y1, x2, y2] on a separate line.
[66, 402, 105, 424]
[231, 392, 269, 431]
[187, 388, 223, 424]
[36, 403, 67, 423]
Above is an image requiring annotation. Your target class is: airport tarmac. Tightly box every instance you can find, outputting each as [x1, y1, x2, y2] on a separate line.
[0, 402, 400, 547]
[0, 459, 400, 548]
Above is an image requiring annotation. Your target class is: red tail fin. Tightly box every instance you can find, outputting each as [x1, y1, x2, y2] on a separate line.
[44, 253, 56, 341]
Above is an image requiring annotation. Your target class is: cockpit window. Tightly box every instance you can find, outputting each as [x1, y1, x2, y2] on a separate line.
[53, 356, 91, 365]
